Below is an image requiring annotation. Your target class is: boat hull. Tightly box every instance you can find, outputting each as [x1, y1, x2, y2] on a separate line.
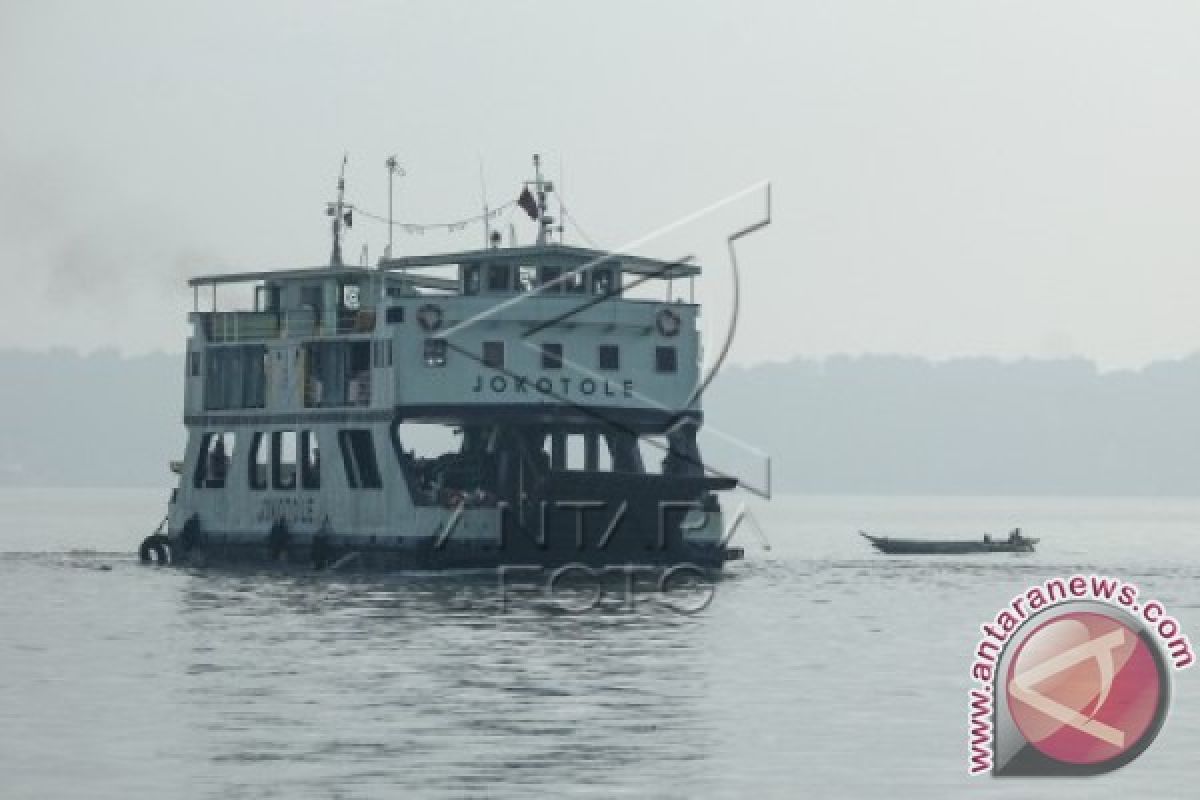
[859, 532, 1037, 555]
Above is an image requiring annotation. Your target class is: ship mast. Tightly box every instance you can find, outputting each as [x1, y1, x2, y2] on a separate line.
[528, 154, 557, 245]
[327, 154, 349, 267]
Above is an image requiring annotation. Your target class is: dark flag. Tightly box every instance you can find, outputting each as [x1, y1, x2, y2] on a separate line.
[343, 210, 353, 228]
[518, 187, 539, 220]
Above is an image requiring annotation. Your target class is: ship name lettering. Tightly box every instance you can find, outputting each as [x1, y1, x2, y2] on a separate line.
[472, 374, 634, 398]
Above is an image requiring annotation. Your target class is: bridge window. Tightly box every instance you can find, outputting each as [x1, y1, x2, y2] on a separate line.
[424, 338, 447, 367]
[487, 263, 511, 291]
[564, 269, 586, 293]
[463, 264, 482, 295]
[193, 432, 234, 489]
[656, 346, 678, 373]
[385, 306, 405, 324]
[188, 351, 201, 377]
[517, 265, 537, 292]
[599, 344, 619, 371]
[542, 343, 563, 369]
[339, 429, 382, 489]
[592, 268, 615, 297]
[540, 266, 562, 292]
[483, 341, 505, 369]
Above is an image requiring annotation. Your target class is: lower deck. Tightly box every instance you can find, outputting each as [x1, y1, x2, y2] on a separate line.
[166, 413, 736, 568]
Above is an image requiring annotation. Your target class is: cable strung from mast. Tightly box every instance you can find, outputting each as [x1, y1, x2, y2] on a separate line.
[353, 201, 517, 234]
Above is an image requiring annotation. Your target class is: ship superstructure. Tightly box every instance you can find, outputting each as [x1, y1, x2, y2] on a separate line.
[152, 158, 738, 570]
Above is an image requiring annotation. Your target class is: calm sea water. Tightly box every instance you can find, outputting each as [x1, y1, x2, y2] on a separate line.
[2, 488, 1198, 799]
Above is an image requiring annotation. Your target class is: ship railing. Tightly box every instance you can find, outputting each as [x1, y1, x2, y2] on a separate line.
[196, 309, 379, 342]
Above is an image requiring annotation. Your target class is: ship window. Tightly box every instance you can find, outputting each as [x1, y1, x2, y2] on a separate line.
[463, 264, 482, 295]
[592, 268, 615, 297]
[540, 266, 563, 292]
[339, 429, 381, 489]
[304, 341, 371, 407]
[204, 345, 266, 410]
[300, 430, 320, 490]
[193, 432, 234, 489]
[487, 263, 511, 291]
[599, 344, 620, 371]
[517, 265, 537, 292]
[482, 341, 504, 370]
[542, 343, 563, 370]
[385, 306, 405, 324]
[249, 433, 269, 490]
[271, 431, 297, 490]
[188, 351, 200, 377]
[385, 286, 407, 298]
[564, 269, 586, 293]
[424, 338, 447, 367]
[656, 346, 678, 373]
[255, 285, 280, 312]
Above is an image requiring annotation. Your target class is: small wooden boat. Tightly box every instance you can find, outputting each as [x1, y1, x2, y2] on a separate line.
[859, 528, 1038, 555]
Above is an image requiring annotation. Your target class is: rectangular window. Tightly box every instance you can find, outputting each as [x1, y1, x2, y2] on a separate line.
[540, 266, 563, 292]
[463, 264, 482, 295]
[599, 344, 620, 371]
[592, 268, 615, 297]
[656, 346, 678, 373]
[272, 431, 297, 490]
[487, 263, 511, 291]
[304, 341, 371, 407]
[517, 265, 537, 292]
[483, 341, 505, 370]
[338, 429, 382, 489]
[188, 351, 200, 377]
[249, 432, 269, 490]
[565, 269, 586, 293]
[385, 306, 405, 324]
[424, 338, 447, 367]
[385, 286, 407, 299]
[204, 345, 267, 410]
[193, 432, 234, 489]
[300, 430, 321, 490]
[542, 343, 563, 370]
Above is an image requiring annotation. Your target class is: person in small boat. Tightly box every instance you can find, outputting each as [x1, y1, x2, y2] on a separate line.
[983, 533, 992, 544]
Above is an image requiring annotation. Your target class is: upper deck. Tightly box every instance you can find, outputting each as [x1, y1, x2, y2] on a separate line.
[184, 244, 706, 429]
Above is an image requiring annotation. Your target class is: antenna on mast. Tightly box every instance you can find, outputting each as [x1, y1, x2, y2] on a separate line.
[326, 153, 351, 268]
[528, 153, 556, 246]
[384, 155, 405, 261]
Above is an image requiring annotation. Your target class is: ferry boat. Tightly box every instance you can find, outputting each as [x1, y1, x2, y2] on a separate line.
[143, 157, 741, 571]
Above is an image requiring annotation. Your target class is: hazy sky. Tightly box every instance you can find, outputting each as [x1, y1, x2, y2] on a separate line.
[2, 1, 1199, 369]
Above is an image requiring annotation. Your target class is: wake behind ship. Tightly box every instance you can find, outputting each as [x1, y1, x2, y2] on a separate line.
[145, 157, 739, 570]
